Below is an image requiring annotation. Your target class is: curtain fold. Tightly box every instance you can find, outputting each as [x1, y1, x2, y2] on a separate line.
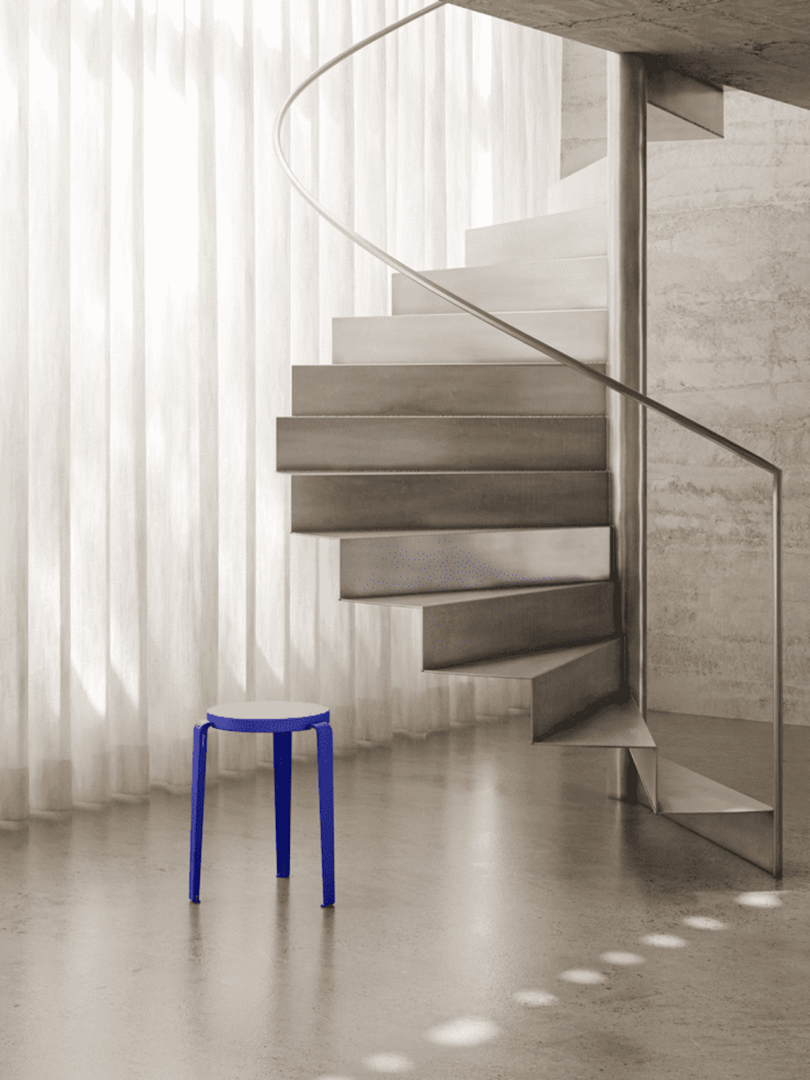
[0, 0, 561, 821]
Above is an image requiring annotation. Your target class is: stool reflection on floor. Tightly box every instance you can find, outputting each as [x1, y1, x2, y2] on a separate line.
[189, 701, 334, 906]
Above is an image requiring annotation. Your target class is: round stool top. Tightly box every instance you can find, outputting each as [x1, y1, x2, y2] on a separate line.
[208, 701, 329, 722]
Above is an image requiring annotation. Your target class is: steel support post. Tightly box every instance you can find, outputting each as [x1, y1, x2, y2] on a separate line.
[606, 53, 647, 799]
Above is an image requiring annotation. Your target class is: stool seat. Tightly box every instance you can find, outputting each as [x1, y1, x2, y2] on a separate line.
[206, 701, 329, 733]
[189, 700, 334, 907]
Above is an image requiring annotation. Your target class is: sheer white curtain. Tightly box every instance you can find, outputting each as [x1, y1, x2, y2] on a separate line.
[0, 0, 561, 821]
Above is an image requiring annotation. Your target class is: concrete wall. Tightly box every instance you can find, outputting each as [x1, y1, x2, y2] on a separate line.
[555, 50, 810, 725]
[560, 40, 606, 178]
[646, 90, 810, 726]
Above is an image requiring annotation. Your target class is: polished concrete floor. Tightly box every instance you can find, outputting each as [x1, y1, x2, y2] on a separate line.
[2, 711, 809, 1080]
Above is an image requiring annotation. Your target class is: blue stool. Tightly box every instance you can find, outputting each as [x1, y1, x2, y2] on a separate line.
[189, 701, 334, 907]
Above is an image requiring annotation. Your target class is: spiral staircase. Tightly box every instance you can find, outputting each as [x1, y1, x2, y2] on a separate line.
[275, 6, 783, 877]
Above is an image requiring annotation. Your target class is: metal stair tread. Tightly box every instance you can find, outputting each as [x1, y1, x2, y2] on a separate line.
[349, 580, 609, 609]
[466, 204, 607, 235]
[296, 525, 608, 539]
[345, 306, 607, 323]
[391, 259, 608, 314]
[290, 471, 610, 530]
[400, 254, 607, 274]
[283, 412, 606, 419]
[465, 206, 608, 264]
[285, 468, 611, 475]
[428, 639, 618, 679]
[657, 758, 773, 815]
[332, 309, 609, 364]
[277, 416, 608, 471]
[539, 698, 656, 748]
[298, 360, 606, 366]
[292, 363, 608, 418]
[391, 259, 607, 300]
[547, 157, 608, 214]
[298, 362, 607, 372]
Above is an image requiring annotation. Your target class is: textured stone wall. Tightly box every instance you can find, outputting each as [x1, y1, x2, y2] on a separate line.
[560, 40, 606, 178]
[553, 53, 810, 724]
[646, 90, 810, 726]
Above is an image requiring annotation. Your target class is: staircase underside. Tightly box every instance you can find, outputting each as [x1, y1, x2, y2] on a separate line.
[450, 0, 810, 112]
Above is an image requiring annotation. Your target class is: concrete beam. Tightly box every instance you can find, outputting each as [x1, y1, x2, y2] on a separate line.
[449, 1, 810, 111]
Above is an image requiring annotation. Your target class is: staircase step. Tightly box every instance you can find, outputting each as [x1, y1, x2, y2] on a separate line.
[331, 526, 610, 598]
[663, 808, 776, 875]
[651, 758, 774, 873]
[277, 416, 606, 473]
[352, 581, 616, 668]
[647, 66, 723, 141]
[437, 638, 622, 739]
[391, 258, 607, 315]
[629, 747, 659, 813]
[332, 309, 607, 365]
[648, 101, 723, 142]
[290, 471, 610, 531]
[291, 363, 606, 417]
[433, 638, 613, 678]
[465, 206, 607, 265]
[538, 697, 655, 748]
[547, 157, 607, 214]
[656, 759, 772, 815]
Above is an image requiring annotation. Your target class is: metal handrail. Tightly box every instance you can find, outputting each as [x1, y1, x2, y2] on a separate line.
[272, 1, 783, 875]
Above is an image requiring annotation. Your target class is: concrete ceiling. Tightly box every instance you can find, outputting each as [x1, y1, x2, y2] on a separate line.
[448, 1, 810, 110]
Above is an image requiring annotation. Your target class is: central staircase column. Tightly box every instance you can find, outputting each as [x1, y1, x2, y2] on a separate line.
[606, 52, 647, 799]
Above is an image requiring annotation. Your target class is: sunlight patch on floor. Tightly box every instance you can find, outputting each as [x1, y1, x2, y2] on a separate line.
[683, 916, 726, 930]
[425, 1017, 501, 1046]
[512, 989, 558, 1006]
[559, 968, 606, 984]
[600, 950, 645, 965]
[640, 933, 686, 948]
[736, 891, 782, 907]
[314, 875, 797, 1080]
[362, 1053, 415, 1073]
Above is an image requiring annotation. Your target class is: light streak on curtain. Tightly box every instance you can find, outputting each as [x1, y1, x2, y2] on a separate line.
[0, 0, 561, 822]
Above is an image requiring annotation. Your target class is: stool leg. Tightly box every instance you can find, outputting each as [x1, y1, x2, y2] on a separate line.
[313, 721, 335, 907]
[273, 731, 292, 878]
[189, 722, 213, 903]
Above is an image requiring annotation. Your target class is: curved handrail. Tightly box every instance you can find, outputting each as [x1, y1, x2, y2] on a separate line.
[273, 1, 783, 874]
[272, 2, 778, 477]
